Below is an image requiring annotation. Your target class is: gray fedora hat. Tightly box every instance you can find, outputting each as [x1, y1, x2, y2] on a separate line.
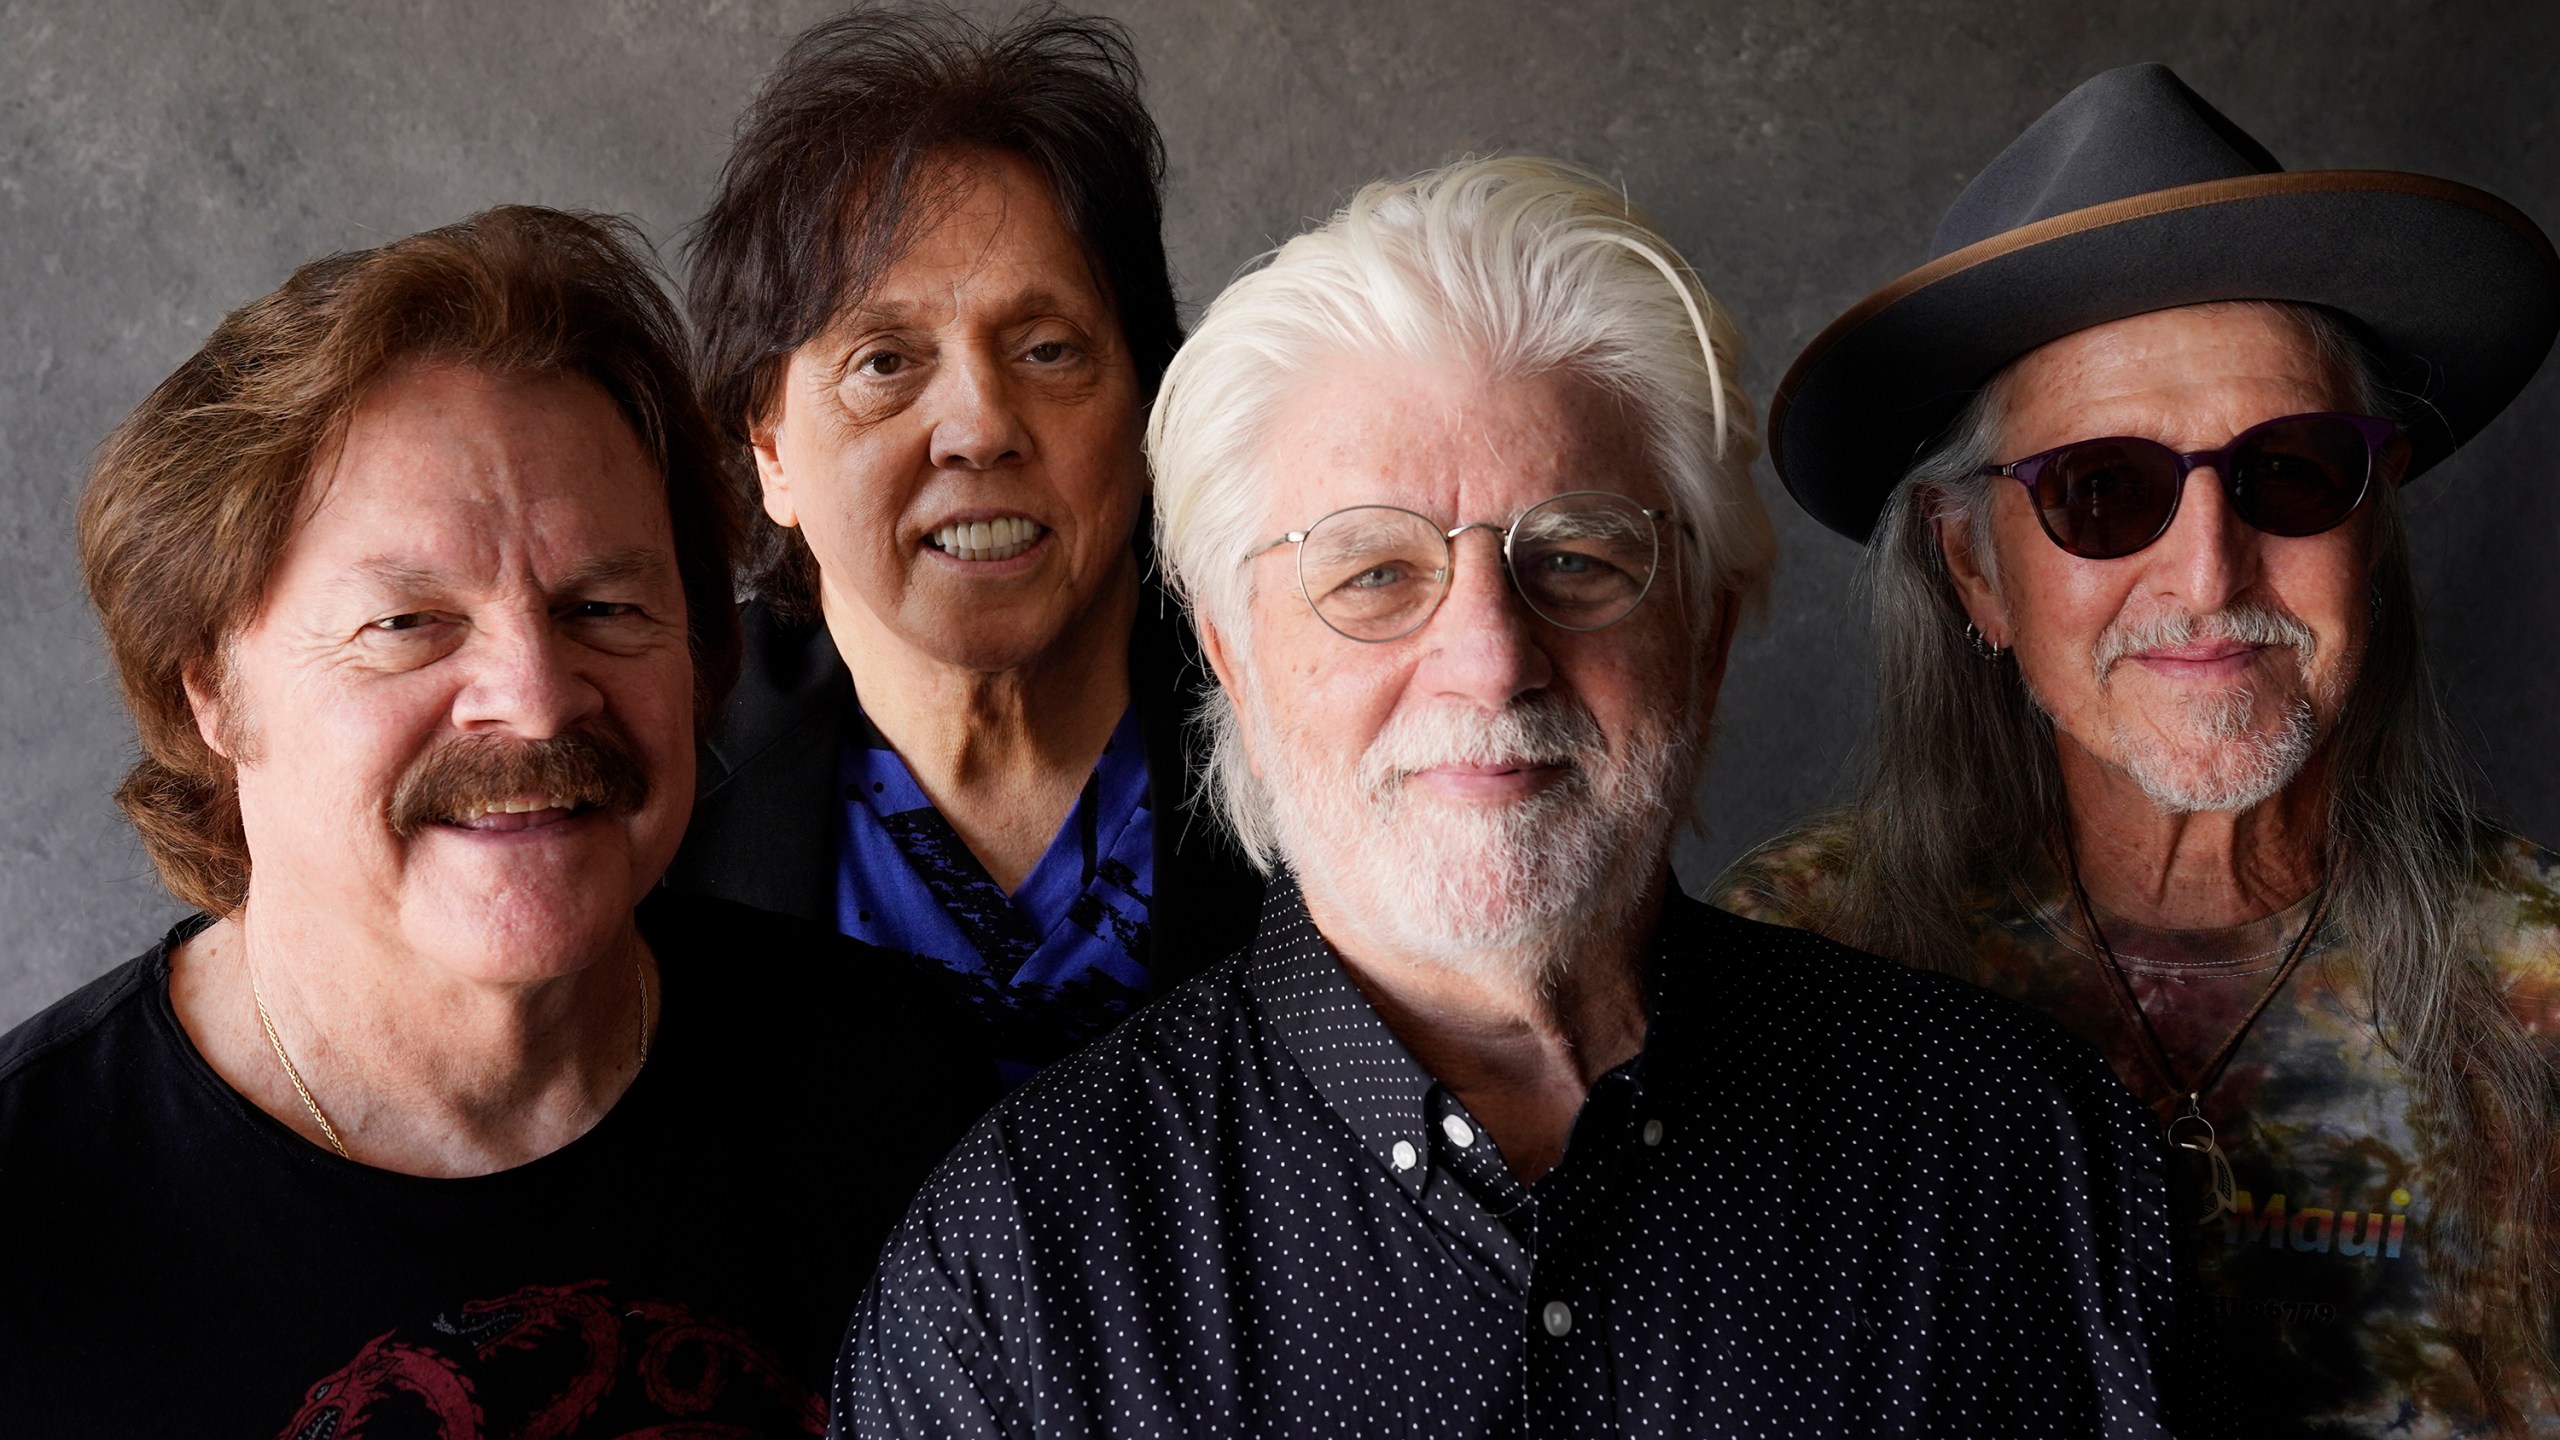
[1770, 62, 2560, 543]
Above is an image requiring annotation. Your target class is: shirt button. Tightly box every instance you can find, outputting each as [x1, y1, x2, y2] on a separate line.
[1391, 1140, 1418, 1172]
[1441, 1115, 1476, 1148]
[1641, 1118, 1665, 1147]
[1541, 1300, 1574, 1337]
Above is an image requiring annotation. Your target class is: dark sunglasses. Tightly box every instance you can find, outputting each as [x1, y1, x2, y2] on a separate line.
[1977, 411, 2406, 560]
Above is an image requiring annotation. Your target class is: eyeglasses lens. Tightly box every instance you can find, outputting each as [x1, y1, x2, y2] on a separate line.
[1298, 507, 1450, 641]
[2228, 416, 2370, 536]
[1508, 494, 1660, 630]
[2034, 441, 2179, 560]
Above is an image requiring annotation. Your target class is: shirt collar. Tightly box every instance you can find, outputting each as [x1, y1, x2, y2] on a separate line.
[1244, 879, 1439, 1196]
[1245, 875, 1718, 1193]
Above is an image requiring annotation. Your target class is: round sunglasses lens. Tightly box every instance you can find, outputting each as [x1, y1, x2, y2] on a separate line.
[1298, 507, 1449, 640]
[2230, 416, 2370, 536]
[2035, 441, 2179, 559]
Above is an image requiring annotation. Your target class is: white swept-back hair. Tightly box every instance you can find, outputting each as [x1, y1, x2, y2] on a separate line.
[1144, 155, 1775, 870]
[1147, 154, 1774, 643]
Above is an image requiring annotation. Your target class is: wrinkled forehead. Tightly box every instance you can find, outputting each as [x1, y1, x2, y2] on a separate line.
[1253, 357, 1660, 533]
[279, 363, 674, 597]
[1999, 303, 2360, 454]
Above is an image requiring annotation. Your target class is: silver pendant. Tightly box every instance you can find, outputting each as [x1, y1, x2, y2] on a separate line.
[2166, 1092, 2236, 1224]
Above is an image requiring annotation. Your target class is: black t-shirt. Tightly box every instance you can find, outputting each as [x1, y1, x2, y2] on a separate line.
[0, 889, 995, 1438]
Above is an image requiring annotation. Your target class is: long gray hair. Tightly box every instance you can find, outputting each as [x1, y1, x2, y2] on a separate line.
[1792, 302, 2560, 1420]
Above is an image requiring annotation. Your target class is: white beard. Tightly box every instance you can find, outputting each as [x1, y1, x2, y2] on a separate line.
[1247, 683, 1694, 987]
[2077, 599, 2328, 815]
[2111, 688, 2319, 814]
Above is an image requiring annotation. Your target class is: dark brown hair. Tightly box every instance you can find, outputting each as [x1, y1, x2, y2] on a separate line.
[686, 3, 1178, 619]
[78, 205, 743, 916]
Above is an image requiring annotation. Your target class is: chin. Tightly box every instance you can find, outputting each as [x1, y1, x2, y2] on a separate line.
[2111, 698, 2319, 815]
[1287, 781, 1666, 985]
[405, 868, 645, 983]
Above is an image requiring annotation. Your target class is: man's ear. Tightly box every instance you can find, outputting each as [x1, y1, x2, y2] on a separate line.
[1197, 610, 1243, 705]
[748, 410, 798, 530]
[182, 658, 234, 763]
[1934, 498, 2012, 647]
[1193, 610, 1275, 785]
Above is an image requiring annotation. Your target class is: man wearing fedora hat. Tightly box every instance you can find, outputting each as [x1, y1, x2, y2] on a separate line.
[1721, 63, 2560, 1436]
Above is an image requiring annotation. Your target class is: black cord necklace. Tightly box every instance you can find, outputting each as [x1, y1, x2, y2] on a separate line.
[2056, 826, 2330, 1224]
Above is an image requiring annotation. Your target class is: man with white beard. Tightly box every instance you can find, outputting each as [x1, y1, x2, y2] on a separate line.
[841, 156, 2178, 1439]
[1721, 66, 2560, 1436]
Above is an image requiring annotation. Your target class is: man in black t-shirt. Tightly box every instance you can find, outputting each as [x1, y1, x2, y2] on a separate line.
[0, 207, 991, 1437]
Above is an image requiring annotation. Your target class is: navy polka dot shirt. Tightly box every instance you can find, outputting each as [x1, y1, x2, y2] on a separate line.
[840, 881, 2176, 1437]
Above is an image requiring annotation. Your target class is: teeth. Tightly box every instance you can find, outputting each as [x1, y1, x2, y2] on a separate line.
[930, 515, 1045, 562]
[456, 796, 577, 822]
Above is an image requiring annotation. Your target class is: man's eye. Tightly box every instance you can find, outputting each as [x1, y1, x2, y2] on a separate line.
[567, 601, 638, 620]
[854, 350, 909, 378]
[1026, 341, 1073, 364]
[369, 614, 427, 633]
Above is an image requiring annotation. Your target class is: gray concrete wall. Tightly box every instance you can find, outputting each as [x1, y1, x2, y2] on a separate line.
[3, 0, 2554, 1028]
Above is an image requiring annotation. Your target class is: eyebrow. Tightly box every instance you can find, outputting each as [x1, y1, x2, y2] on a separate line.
[335, 547, 669, 599]
[552, 548, 672, 593]
[836, 286, 1085, 333]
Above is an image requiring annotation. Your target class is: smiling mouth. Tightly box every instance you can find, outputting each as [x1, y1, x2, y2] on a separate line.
[927, 516, 1046, 563]
[440, 795, 598, 832]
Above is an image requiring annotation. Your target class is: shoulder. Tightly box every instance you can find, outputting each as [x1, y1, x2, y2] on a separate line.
[641, 890, 989, 1083]
[0, 935, 177, 1120]
[643, 888, 957, 1019]
[2461, 830, 2560, 1023]
[698, 601, 848, 788]
[1675, 899, 2127, 1110]
[976, 950, 1257, 1167]
[641, 889, 1000, 1169]
[1707, 816, 1856, 929]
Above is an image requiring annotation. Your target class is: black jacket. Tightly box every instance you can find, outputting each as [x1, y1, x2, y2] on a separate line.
[664, 591, 1266, 996]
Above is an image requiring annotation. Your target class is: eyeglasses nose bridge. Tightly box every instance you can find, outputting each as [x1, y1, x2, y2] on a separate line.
[1442, 518, 1521, 593]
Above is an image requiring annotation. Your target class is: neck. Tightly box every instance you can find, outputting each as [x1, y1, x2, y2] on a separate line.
[821, 557, 1138, 892]
[2056, 733, 2328, 929]
[169, 896, 654, 1178]
[1302, 870, 1663, 1184]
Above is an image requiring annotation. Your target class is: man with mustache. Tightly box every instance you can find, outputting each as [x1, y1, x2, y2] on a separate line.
[0, 207, 990, 1436]
[1720, 66, 2560, 1434]
[841, 157, 2177, 1437]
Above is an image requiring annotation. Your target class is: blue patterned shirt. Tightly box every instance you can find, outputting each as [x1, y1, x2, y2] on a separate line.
[835, 708, 1155, 1087]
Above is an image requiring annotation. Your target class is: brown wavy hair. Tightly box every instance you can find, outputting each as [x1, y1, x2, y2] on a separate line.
[77, 205, 743, 916]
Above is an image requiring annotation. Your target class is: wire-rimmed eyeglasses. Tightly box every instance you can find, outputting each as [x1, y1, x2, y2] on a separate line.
[1243, 490, 1670, 642]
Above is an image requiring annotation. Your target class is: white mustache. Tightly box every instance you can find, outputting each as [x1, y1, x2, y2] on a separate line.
[1357, 695, 1607, 797]
[2092, 601, 2317, 682]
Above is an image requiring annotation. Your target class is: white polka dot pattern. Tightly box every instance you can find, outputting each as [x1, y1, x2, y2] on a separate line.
[838, 882, 2177, 1437]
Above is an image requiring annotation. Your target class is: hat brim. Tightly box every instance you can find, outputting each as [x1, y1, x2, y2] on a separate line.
[1770, 170, 2560, 542]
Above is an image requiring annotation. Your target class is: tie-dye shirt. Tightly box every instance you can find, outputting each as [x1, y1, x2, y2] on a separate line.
[1716, 830, 2560, 1438]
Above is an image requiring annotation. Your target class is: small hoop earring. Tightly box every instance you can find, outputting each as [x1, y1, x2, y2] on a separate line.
[1964, 621, 2006, 659]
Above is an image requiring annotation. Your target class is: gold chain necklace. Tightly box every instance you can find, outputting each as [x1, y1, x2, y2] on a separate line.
[250, 955, 652, 1162]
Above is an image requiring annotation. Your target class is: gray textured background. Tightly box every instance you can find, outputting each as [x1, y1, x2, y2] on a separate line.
[3, 0, 2555, 1030]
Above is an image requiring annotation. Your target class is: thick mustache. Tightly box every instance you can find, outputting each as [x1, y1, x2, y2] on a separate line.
[387, 728, 651, 838]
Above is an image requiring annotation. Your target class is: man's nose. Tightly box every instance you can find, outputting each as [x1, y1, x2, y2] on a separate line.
[450, 618, 605, 738]
[928, 349, 1033, 471]
[1415, 529, 1552, 706]
[2143, 464, 2259, 612]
